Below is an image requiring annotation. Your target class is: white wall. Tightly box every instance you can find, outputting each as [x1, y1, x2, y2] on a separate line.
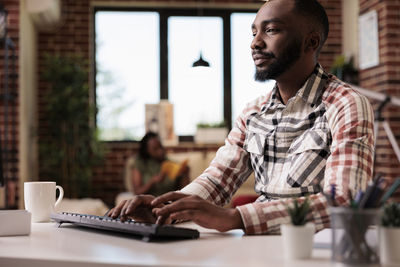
[18, 0, 38, 208]
[342, 0, 360, 66]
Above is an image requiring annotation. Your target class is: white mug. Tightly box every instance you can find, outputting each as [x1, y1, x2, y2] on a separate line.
[24, 182, 64, 222]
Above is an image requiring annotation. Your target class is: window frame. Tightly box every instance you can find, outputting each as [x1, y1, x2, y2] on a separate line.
[92, 6, 259, 142]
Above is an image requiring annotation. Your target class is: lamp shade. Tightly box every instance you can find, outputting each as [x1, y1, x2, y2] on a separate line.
[192, 52, 210, 67]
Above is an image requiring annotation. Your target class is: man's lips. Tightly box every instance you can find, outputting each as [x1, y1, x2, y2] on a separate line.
[252, 53, 274, 66]
[254, 57, 270, 66]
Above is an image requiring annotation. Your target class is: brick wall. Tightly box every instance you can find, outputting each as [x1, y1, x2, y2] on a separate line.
[319, 0, 342, 70]
[37, 0, 90, 199]
[359, 0, 400, 187]
[0, 0, 20, 208]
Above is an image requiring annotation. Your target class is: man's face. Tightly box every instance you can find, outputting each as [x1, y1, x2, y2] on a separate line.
[251, 0, 305, 81]
[254, 36, 302, 81]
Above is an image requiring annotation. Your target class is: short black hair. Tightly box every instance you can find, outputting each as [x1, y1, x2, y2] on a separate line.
[139, 131, 159, 161]
[293, 0, 329, 51]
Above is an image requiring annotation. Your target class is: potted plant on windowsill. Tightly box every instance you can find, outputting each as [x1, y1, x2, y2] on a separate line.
[281, 197, 315, 260]
[330, 54, 359, 85]
[194, 121, 228, 144]
[380, 202, 400, 265]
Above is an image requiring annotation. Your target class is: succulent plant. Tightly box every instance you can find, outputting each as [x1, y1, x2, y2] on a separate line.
[286, 197, 311, 226]
[382, 202, 400, 227]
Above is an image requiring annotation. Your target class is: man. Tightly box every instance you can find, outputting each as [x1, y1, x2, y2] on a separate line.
[109, 0, 374, 234]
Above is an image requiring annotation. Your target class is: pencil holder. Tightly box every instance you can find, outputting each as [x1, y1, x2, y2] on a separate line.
[329, 207, 381, 265]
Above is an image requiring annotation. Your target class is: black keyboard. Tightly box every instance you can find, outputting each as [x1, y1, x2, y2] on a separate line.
[51, 212, 199, 242]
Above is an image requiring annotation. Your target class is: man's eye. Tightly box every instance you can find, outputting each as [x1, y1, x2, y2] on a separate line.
[266, 28, 279, 34]
[252, 32, 257, 37]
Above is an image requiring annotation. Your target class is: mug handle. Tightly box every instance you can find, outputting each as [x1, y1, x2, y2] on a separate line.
[55, 185, 64, 208]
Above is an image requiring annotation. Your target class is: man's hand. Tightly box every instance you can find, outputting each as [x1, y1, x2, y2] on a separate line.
[107, 195, 158, 223]
[151, 192, 244, 232]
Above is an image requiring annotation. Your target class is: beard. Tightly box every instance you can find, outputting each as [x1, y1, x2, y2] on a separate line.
[254, 37, 302, 81]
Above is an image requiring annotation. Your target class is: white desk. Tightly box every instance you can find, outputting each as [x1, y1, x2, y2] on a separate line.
[0, 222, 332, 267]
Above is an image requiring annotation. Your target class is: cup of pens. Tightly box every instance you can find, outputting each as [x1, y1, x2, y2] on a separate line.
[330, 207, 381, 264]
[326, 175, 392, 265]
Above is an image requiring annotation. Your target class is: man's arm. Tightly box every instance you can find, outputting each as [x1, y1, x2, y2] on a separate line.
[180, 97, 267, 206]
[152, 192, 244, 231]
[108, 97, 266, 225]
[236, 84, 374, 234]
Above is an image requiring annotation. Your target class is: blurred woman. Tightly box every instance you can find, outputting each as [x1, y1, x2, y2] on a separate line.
[125, 132, 189, 196]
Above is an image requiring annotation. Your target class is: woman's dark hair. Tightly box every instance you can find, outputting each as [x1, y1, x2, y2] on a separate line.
[138, 132, 159, 161]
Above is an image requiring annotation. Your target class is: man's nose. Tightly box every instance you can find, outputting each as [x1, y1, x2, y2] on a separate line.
[251, 33, 265, 50]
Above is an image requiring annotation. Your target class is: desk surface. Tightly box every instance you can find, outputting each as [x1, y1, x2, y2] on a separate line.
[0, 222, 332, 267]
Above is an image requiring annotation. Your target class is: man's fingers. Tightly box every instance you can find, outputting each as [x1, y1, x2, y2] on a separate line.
[124, 197, 144, 216]
[109, 195, 156, 221]
[120, 195, 154, 217]
[152, 207, 166, 223]
[153, 203, 196, 225]
[155, 215, 167, 225]
[152, 207, 161, 214]
[120, 199, 134, 221]
[106, 208, 114, 217]
[153, 197, 201, 217]
[110, 200, 127, 218]
[151, 191, 188, 206]
[169, 210, 196, 222]
[155, 213, 175, 225]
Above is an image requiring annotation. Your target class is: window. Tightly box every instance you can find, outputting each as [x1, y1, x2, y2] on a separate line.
[94, 8, 275, 141]
[168, 16, 223, 136]
[95, 12, 160, 141]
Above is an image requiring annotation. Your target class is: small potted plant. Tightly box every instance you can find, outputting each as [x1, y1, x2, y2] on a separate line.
[380, 202, 400, 265]
[281, 197, 315, 259]
[194, 121, 228, 144]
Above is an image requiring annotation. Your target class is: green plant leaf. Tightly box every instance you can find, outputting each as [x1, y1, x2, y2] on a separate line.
[196, 121, 227, 129]
[40, 53, 104, 198]
[286, 197, 311, 226]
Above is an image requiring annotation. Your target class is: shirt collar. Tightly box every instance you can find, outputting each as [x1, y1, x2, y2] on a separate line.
[296, 63, 329, 106]
[261, 63, 329, 113]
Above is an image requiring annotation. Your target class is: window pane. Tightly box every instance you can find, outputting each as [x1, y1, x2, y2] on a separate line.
[231, 13, 275, 125]
[95, 12, 160, 141]
[168, 16, 224, 136]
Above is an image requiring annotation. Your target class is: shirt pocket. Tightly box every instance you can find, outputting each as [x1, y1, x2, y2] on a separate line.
[244, 131, 268, 183]
[244, 131, 266, 155]
[285, 129, 331, 188]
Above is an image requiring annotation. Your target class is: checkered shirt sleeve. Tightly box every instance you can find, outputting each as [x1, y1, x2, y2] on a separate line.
[180, 97, 266, 206]
[181, 74, 374, 234]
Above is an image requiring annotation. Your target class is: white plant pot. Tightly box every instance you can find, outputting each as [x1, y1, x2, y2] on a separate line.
[380, 227, 400, 265]
[194, 128, 228, 144]
[281, 223, 315, 260]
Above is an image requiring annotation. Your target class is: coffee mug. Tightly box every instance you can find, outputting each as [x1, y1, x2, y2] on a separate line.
[24, 182, 64, 222]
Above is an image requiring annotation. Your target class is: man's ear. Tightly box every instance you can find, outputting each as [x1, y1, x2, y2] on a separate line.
[304, 31, 321, 53]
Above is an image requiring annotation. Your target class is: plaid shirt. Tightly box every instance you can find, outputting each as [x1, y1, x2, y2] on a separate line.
[181, 64, 374, 234]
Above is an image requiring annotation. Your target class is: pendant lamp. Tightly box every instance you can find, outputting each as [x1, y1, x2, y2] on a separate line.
[192, 3, 210, 68]
[192, 52, 210, 67]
